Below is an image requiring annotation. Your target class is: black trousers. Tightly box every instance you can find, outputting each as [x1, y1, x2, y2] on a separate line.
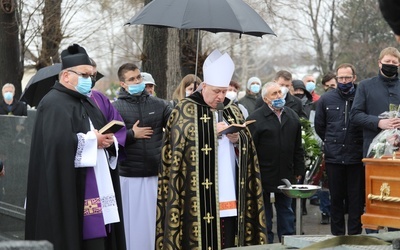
[326, 163, 365, 235]
[82, 237, 107, 250]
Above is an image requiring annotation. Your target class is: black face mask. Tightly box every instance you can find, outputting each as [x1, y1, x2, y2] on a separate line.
[381, 63, 398, 77]
[294, 93, 305, 99]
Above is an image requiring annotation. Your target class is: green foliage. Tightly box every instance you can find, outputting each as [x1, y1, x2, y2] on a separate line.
[300, 118, 322, 169]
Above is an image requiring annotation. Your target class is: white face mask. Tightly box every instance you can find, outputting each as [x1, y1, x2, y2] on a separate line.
[281, 86, 289, 100]
[226, 91, 238, 101]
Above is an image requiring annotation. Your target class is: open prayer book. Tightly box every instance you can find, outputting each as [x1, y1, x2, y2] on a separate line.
[218, 120, 256, 135]
[99, 120, 125, 134]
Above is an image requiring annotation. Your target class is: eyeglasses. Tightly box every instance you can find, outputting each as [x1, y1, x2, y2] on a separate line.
[336, 76, 353, 82]
[68, 70, 95, 79]
[125, 75, 142, 82]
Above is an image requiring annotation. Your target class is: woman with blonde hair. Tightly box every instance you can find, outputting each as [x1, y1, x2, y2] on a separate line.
[170, 74, 202, 107]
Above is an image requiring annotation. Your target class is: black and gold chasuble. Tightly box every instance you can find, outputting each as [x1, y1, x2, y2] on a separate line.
[156, 92, 267, 250]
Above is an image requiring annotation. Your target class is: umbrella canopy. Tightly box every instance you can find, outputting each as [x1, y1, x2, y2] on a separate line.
[126, 0, 275, 37]
[20, 63, 104, 107]
[20, 63, 61, 107]
[126, 0, 275, 77]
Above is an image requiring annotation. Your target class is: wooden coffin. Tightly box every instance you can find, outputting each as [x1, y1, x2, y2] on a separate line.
[362, 157, 400, 230]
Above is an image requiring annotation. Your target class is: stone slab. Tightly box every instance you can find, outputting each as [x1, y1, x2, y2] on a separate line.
[0, 240, 53, 250]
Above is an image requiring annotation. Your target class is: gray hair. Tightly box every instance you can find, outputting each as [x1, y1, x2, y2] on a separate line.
[2, 83, 15, 93]
[261, 82, 280, 98]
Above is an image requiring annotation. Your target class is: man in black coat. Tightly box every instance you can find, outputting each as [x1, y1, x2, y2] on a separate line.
[351, 47, 400, 156]
[248, 82, 305, 243]
[25, 44, 126, 250]
[292, 79, 314, 118]
[315, 63, 364, 236]
[0, 83, 27, 116]
[112, 63, 172, 249]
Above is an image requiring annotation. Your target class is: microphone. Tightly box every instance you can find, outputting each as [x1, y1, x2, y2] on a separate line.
[216, 102, 224, 123]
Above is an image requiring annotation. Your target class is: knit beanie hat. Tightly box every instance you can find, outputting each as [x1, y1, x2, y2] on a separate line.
[247, 77, 261, 90]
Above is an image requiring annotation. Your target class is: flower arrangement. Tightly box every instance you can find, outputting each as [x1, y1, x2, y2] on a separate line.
[367, 105, 400, 158]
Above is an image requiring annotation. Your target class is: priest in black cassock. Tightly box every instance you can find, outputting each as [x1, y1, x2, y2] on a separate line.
[25, 44, 126, 250]
[156, 50, 267, 249]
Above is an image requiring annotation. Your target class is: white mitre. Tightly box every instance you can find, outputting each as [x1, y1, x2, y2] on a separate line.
[203, 49, 234, 87]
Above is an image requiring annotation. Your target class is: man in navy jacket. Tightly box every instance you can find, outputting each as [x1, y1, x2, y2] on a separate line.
[315, 63, 364, 235]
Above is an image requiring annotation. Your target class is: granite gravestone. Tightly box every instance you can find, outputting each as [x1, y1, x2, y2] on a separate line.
[0, 110, 36, 240]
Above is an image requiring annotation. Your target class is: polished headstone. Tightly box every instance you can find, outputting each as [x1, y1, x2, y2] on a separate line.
[0, 109, 36, 240]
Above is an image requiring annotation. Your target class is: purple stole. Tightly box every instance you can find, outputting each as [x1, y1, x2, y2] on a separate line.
[82, 167, 106, 239]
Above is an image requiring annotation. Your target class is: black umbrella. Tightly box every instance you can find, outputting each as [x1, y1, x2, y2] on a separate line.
[20, 63, 62, 107]
[126, 0, 275, 76]
[20, 63, 104, 107]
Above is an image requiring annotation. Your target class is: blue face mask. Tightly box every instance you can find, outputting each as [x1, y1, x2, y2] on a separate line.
[271, 98, 286, 109]
[128, 82, 145, 95]
[337, 81, 354, 93]
[75, 77, 92, 95]
[306, 82, 316, 93]
[3, 92, 13, 101]
[250, 84, 261, 94]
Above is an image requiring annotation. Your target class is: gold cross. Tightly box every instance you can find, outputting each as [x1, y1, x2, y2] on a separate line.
[193, 226, 199, 237]
[192, 201, 197, 212]
[191, 176, 197, 187]
[85, 199, 99, 214]
[173, 155, 180, 165]
[200, 114, 211, 123]
[171, 212, 179, 223]
[228, 116, 235, 123]
[190, 151, 196, 161]
[187, 106, 194, 114]
[189, 126, 196, 136]
[201, 144, 212, 155]
[202, 178, 213, 189]
[203, 212, 214, 223]
[241, 146, 247, 153]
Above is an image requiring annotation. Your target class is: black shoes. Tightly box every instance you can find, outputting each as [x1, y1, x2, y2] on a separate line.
[320, 213, 330, 224]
